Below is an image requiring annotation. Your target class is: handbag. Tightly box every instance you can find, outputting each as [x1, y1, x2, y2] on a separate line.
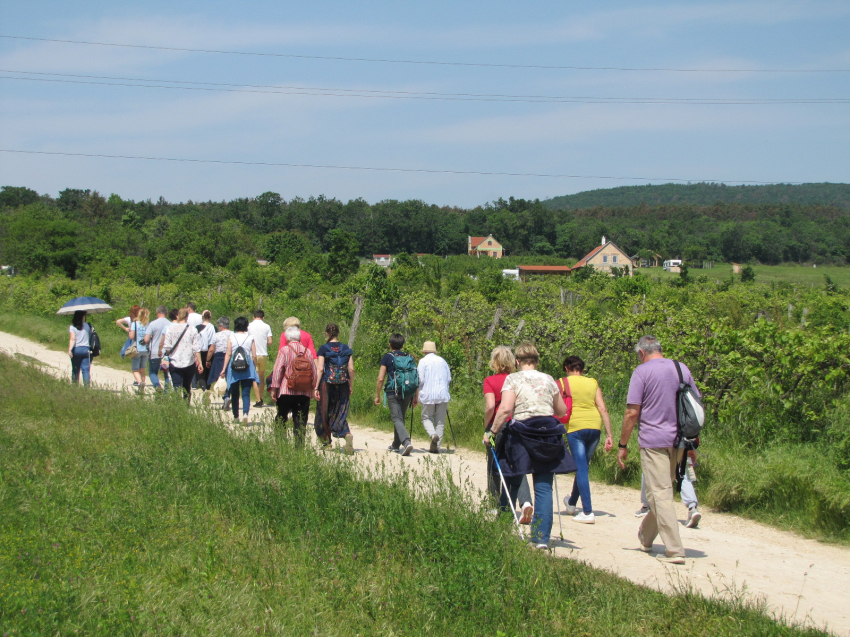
[123, 322, 140, 359]
[556, 377, 573, 425]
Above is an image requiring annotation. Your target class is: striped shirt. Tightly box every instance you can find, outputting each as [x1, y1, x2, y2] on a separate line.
[417, 353, 452, 404]
[270, 341, 316, 398]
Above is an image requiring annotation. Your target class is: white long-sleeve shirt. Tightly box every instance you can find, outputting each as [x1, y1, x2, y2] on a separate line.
[417, 353, 451, 404]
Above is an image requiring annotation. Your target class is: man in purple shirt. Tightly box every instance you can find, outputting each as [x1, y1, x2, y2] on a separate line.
[618, 335, 699, 565]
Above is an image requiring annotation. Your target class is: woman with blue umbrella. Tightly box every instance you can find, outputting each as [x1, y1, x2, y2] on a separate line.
[57, 296, 112, 385]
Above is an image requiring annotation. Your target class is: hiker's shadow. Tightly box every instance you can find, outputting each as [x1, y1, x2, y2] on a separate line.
[555, 510, 615, 518]
[623, 546, 708, 559]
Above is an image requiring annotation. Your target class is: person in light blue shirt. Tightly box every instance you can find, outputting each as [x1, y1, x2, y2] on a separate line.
[416, 340, 451, 454]
[128, 307, 150, 394]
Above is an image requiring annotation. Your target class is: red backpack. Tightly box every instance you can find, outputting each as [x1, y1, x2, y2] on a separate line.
[286, 345, 314, 393]
[556, 377, 573, 425]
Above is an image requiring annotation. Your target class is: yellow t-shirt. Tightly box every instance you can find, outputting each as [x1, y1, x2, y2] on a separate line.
[560, 375, 602, 433]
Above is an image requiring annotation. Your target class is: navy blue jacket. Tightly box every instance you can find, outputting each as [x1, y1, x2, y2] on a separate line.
[497, 416, 576, 478]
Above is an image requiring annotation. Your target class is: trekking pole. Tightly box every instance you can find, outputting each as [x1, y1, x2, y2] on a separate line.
[446, 409, 458, 450]
[486, 435, 524, 540]
[552, 475, 565, 541]
[408, 400, 415, 438]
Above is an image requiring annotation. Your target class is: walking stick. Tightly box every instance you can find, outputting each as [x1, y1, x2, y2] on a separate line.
[487, 435, 524, 540]
[552, 475, 565, 541]
[446, 409, 458, 450]
[408, 400, 415, 438]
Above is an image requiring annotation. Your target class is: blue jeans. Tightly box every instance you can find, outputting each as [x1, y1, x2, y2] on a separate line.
[230, 379, 253, 417]
[567, 428, 601, 514]
[70, 346, 91, 385]
[148, 358, 172, 391]
[506, 472, 554, 545]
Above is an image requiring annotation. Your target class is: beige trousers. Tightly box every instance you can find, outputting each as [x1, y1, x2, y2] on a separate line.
[254, 355, 268, 400]
[640, 447, 685, 557]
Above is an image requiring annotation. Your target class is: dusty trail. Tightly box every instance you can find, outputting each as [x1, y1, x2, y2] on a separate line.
[1, 330, 848, 635]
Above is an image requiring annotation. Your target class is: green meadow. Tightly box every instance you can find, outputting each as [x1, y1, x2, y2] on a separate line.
[0, 354, 829, 636]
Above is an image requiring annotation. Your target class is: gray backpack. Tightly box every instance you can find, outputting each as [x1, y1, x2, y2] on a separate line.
[674, 361, 704, 445]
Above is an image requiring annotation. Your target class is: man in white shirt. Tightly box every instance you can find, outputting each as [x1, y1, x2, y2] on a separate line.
[144, 305, 172, 392]
[415, 341, 451, 453]
[186, 302, 203, 328]
[248, 309, 273, 407]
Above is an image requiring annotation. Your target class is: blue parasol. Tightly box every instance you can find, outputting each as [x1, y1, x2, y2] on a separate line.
[56, 296, 114, 315]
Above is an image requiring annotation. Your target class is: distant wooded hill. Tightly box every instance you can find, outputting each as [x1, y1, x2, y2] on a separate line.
[543, 183, 850, 210]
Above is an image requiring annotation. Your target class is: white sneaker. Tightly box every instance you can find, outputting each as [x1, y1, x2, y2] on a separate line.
[519, 503, 533, 525]
[241, 415, 250, 426]
[655, 554, 686, 565]
[573, 512, 595, 524]
[635, 505, 650, 518]
[686, 507, 702, 528]
[562, 497, 577, 515]
[532, 543, 549, 551]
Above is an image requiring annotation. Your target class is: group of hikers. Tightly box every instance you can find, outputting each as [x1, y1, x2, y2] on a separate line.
[69, 304, 703, 560]
[476, 335, 702, 558]
[106, 304, 354, 449]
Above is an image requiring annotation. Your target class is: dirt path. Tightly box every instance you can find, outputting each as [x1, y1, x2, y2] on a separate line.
[1, 330, 848, 635]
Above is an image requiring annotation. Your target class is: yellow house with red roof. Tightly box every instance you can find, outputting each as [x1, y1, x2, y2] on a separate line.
[573, 237, 633, 276]
[468, 234, 503, 258]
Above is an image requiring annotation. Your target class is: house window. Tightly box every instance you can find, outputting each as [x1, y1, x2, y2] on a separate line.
[602, 255, 608, 263]
[612, 255, 618, 263]
[488, 240, 492, 246]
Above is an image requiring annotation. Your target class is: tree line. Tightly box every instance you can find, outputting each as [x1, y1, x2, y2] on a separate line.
[1, 185, 849, 285]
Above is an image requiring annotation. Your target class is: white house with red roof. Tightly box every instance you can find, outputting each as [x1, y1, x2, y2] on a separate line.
[468, 234, 503, 258]
[373, 254, 392, 267]
[573, 238, 633, 276]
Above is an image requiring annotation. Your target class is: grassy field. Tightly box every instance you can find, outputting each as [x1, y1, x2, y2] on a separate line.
[0, 354, 828, 636]
[644, 264, 850, 286]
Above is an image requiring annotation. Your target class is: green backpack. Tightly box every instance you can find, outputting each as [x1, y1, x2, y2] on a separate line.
[389, 353, 419, 398]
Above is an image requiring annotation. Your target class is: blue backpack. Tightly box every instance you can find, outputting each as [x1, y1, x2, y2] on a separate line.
[325, 343, 353, 384]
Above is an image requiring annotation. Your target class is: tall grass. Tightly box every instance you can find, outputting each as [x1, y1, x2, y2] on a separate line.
[0, 354, 827, 636]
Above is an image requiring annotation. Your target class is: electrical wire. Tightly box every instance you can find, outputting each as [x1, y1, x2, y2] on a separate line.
[1, 70, 846, 105]
[0, 149, 805, 184]
[1, 34, 848, 74]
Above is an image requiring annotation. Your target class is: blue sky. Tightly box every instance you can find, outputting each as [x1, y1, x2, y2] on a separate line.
[1, 1, 849, 207]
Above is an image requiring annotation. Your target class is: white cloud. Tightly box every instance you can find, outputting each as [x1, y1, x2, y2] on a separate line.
[408, 102, 841, 145]
[408, 1, 850, 50]
[0, 15, 381, 74]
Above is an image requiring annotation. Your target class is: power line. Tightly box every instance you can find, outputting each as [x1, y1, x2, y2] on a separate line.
[1, 34, 848, 74]
[0, 149, 804, 185]
[2, 71, 847, 105]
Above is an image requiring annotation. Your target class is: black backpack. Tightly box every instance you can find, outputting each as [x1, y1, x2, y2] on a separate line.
[231, 336, 249, 372]
[88, 323, 101, 358]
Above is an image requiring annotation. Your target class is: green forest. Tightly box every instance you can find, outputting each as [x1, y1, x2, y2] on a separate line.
[1, 184, 850, 286]
[543, 181, 850, 210]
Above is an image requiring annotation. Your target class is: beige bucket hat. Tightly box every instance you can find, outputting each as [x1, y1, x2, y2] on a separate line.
[421, 340, 438, 354]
